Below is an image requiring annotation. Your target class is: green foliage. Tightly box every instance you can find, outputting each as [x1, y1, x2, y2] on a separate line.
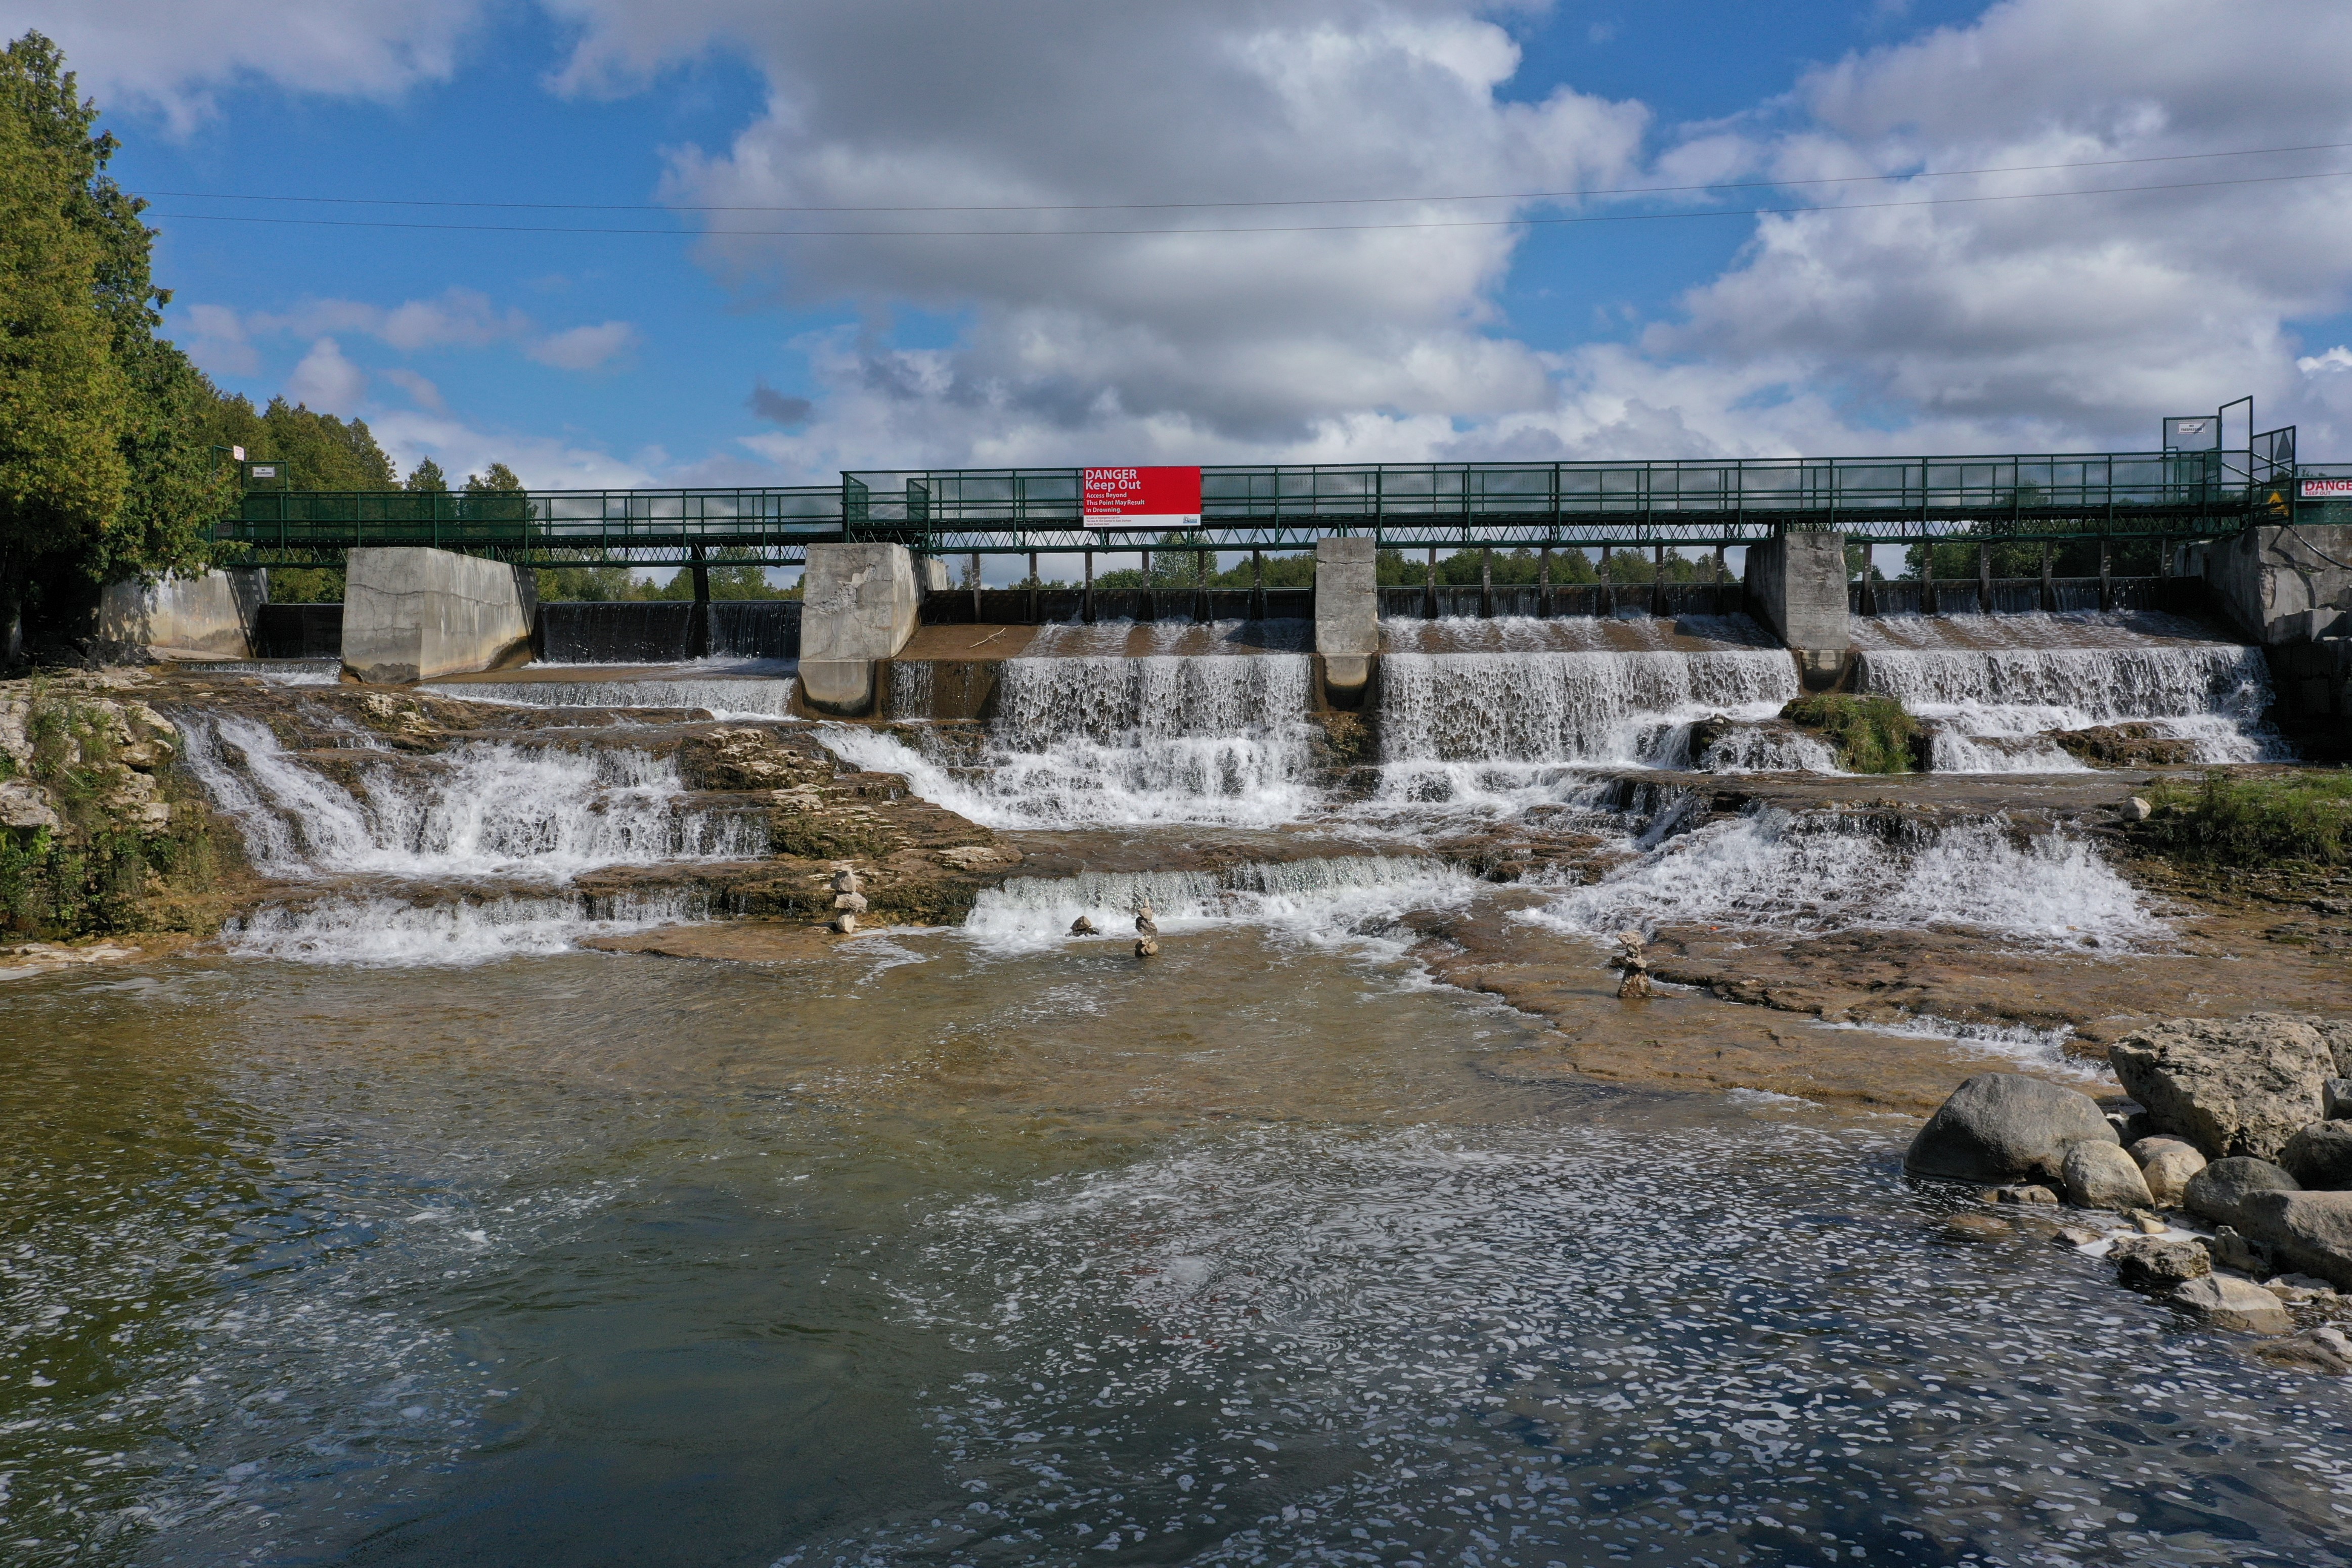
[3, 683, 221, 936]
[404, 456, 448, 492]
[534, 559, 639, 602]
[1780, 693, 1924, 775]
[2139, 771, 2352, 869]
[645, 559, 786, 600]
[1902, 531, 2163, 581]
[0, 30, 241, 640]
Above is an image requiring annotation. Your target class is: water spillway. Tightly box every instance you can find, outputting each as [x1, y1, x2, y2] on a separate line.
[1851, 610, 2278, 769]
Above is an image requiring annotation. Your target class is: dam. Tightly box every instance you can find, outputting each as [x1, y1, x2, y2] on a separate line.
[9, 413, 2352, 1565]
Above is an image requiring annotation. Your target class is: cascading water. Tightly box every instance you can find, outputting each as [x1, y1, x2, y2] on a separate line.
[179, 715, 765, 963]
[1374, 647, 1802, 803]
[421, 660, 800, 720]
[821, 653, 1318, 828]
[960, 855, 1479, 952]
[1521, 805, 2166, 949]
[1851, 611, 2279, 769]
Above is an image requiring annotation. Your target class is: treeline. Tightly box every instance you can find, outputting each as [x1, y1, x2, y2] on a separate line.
[1010, 544, 1721, 592]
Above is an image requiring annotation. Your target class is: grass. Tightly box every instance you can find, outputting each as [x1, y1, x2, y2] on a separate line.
[2138, 770, 2352, 869]
[1779, 694, 1925, 775]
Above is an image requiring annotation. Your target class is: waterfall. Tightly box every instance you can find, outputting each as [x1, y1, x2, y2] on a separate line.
[421, 668, 801, 720]
[1521, 807, 2166, 949]
[960, 855, 1478, 951]
[821, 653, 1317, 828]
[1851, 612, 2278, 769]
[181, 715, 767, 881]
[223, 888, 709, 966]
[1373, 649, 1801, 805]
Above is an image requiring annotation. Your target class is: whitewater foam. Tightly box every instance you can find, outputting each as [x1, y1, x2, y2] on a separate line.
[180, 715, 766, 881]
[224, 889, 704, 966]
[422, 662, 800, 720]
[961, 856, 1478, 953]
[1523, 807, 2165, 947]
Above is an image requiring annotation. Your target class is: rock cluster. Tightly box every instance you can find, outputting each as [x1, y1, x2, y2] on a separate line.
[1910, 1013, 2352, 1360]
[829, 866, 865, 933]
[1611, 929, 1652, 1001]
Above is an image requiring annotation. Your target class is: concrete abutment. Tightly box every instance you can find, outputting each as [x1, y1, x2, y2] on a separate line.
[797, 543, 922, 716]
[1744, 530, 1852, 691]
[95, 569, 267, 660]
[341, 548, 537, 685]
[1313, 536, 1379, 708]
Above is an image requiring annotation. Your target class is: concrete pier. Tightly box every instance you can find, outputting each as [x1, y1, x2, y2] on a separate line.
[1744, 529, 1851, 689]
[2198, 521, 2352, 751]
[798, 543, 922, 716]
[342, 548, 536, 684]
[95, 569, 266, 660]
[1313, 536, 1379, 707]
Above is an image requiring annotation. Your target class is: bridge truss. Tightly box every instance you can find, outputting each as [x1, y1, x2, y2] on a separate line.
[223, 436, 2300, 568]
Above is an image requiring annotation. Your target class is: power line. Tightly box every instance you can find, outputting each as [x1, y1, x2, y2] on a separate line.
[149, 165, 2352, 239]
[137, 138, 2352, 215]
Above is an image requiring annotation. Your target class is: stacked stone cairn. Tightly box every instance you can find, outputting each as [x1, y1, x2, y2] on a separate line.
[1134, 902, 1159, 959]
[829, 865, 866, 934]
[1907, 1014, 2352, 1369]
[1612, 929, 1652, 1001]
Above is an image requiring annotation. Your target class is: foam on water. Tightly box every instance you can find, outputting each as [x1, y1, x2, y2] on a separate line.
[1379, 649, 1801, 770]
[1523, 807, 2166, 948]
[1852, 612, 2280, 769]
[791, 1118, 2352, 1565]
[180, 715, 765, 880]
[1819, 1013, 2104, 1082]
[1382, 611, 1778, 654]
[183, 657, 341, 686]
[224, 889, 704, 966]
[823, 654, 1318, 828]
[1694, 724, 1842, 774]
[961, 856, 1478, 953]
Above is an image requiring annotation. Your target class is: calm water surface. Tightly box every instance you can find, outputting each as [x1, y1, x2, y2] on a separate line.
[5, 924, 2351, 1566]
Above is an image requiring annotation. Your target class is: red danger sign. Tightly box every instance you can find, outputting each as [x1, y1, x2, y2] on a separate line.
[1083, 466, 1202, 526]
[2301, 478, 2352, 498]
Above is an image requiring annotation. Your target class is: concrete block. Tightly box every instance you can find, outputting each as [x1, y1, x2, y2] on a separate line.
[342, 547, 535, 684]
[917, 556, 951, 593]
[95, 569, 265, 660]
[1314, 536, 1379, 701]
[799, 544, 921, 715]
[2203, 523, 2352, 645]
[1745, 529, 1850, 678]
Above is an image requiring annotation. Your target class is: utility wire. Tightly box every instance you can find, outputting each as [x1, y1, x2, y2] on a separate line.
[149, 165, 2352, 239]
[138, 138, 2352, 214]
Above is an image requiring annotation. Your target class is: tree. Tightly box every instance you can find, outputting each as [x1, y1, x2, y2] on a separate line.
[0, 32, 237, 649]
[404, 456, 448, 492]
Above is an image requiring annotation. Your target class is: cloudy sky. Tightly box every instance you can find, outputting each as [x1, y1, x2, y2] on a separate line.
[18, 0, 2352, 494]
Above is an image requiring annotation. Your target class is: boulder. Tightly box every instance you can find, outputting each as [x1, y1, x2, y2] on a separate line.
[1069, 915, 1098, 936]
[2239, 1190, 2352, 1292]
[1904, 1073, 2119, 1185]
[2184, 1157, 2302, 1229]
[2128, 1136, 2208, 1207]
[2254, 1325, 2352, 1375]
[2109, 1236, 2210, 1292]
[2108, 1014, 2336, 1159]
[2323, 1019, 2352, 1078]
[2326, 1078, 2352, 1121]
[2061, 1141, 2154, 1212]
[2168, 1275, 2291, 1334]
[2281, 1121, 2352, 1189]
[2206, 1226, 2274, 1276]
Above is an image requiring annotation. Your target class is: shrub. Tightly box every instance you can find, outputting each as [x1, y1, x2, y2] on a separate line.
[2139, 771, 2352, 869]
[1779, 693, 1924, 774]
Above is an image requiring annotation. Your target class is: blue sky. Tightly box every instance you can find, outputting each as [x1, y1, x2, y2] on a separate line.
[20, 0, 2352, 518]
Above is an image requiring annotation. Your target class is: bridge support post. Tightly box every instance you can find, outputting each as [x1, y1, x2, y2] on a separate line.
[340, 548, 534, 684]
[799, 542, 920, 716]
[1744, 528, 1850, 692]
[1314, 536, 1379, 709]
[95, 569, 267, 661]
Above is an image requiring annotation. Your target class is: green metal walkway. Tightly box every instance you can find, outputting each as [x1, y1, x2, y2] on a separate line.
[223, 425, 2305, 567]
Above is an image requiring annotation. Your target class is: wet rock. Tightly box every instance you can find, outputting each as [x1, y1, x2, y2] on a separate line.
[2131, 1214, 2168, 1235]
[2185, 1156, 2302, 1229]
[2169, 1275, 2292, 1334]
[2327, 1078, 2352, 1121]
[1980, 1184, 2059, 1205]
[2118, 793, 2155, 822]
[1134, 904, 1159, 936]
[1069, 915, 1098, 936]
[2268, 1273, 2338, 1299]
[2239, 1190, 2352, 1291]
[1135, 935, 1160, 958]
[2110, 1235, 2211, 1292]
[2054, 1225, 2104, 1248]
[1943, 1213, 2010, 1241]
[2129, 1136, 2208, 1207]
[1616, 969, 1654, 1000]
[1904, 1072, 2120, 1185]
[2107, 1014, 2339, 1159]
[832, 912, 859, 935]
[833, 892, 868, 915]
[2254, 1325, 2352, 1374]
[2062, 1141, 2155, 1212]
[2282, 1121, 2352, 1190]
[2207, 1227, 2274, 1276]
[2053, 726, 2202, 768]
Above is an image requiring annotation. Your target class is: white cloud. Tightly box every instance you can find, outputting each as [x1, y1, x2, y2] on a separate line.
[181, 302, 257, 378]
[2298, 346, 2352, 376]
[0, 0, 491, 135]
[248, 288, 532, 351]
[378, 367, 447, 411]
[526, 321, 641, 371]
[284, 338, 366, 413]
[365, 410, 658, 491]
